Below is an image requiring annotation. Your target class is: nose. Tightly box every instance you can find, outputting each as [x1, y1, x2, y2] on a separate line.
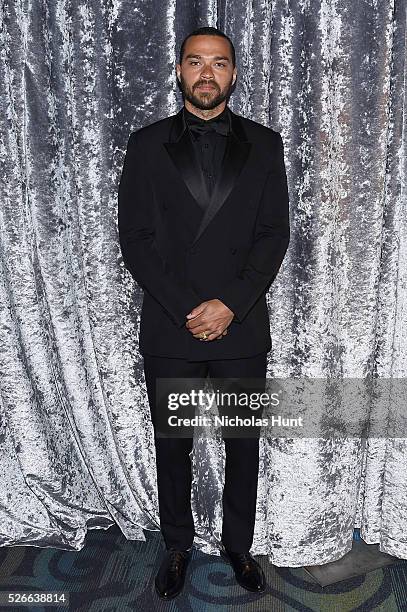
[200, 64, 215, 80]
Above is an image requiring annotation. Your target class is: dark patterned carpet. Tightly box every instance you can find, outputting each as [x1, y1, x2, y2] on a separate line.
[0, 526, 406, 611]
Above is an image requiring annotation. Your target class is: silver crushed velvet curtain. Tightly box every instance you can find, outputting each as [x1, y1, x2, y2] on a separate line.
[0, 0, 406, 564]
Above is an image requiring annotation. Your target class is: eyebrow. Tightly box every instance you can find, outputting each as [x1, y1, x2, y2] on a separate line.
[184, 54, 230, 62]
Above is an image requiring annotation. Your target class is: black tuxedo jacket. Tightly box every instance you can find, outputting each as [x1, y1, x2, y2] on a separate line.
[118, 106, 290, 361]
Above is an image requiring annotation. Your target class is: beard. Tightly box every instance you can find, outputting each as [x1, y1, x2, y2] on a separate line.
[179, 74, 234, 110]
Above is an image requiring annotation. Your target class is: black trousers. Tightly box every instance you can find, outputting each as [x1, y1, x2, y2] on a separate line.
[143, 351, 267, 553]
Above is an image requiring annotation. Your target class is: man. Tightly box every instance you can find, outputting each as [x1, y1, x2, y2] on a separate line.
[118, 26, 290, 600]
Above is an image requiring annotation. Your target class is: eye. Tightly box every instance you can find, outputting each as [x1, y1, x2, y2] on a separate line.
[216, 63, 226, 67]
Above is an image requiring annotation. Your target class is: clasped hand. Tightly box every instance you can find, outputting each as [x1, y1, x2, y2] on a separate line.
[185, 299, 234, 341]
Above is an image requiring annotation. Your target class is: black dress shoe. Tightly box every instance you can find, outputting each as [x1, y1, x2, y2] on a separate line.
[154, 548, 192, 600]
[220, 548, 266, 593]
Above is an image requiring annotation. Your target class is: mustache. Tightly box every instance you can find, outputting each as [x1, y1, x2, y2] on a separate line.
[195, 81, 219, 89]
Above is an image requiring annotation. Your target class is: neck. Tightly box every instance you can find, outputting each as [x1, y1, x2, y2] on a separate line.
[184, 100, 227, 121]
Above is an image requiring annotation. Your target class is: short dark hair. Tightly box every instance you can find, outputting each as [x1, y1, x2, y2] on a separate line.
[179, 26, 236, 68]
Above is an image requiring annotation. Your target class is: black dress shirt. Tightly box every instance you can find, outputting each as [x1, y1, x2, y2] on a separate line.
[183, 105, 231, 203]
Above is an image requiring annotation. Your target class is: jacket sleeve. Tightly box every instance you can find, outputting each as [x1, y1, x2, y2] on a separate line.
[216, 132, 290, 323]
[118, 130, 202, 328]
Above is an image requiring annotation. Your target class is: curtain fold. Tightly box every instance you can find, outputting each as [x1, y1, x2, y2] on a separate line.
[0, 0, 405, 564]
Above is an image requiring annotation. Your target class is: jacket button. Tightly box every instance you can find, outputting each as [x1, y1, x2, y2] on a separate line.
[230, 247, 237, 255]
[190, 247, 197, 254]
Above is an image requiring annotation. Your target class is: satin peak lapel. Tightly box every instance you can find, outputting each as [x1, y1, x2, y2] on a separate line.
[163, 124, 209, 213]
[163, 107, 251, 246]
